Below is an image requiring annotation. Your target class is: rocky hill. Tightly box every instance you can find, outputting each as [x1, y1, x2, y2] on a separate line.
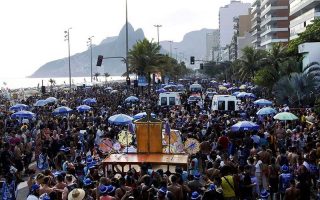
[30, 24, 214, 77]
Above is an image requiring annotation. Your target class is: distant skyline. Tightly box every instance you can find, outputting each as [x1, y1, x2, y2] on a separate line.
[0, 0, 253, 78]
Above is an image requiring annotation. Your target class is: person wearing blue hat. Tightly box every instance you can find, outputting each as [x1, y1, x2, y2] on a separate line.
[188, 172, 204, 194]
[27, 183, 40, 200]
[107, 185, 116, 196]
[258, 189, 270, 200]
[202, 183, 224, 200]
[39, 193, 51, 200]
[157, 187, 168, 200]
[83, 178, 93, 187]
[191, 191, 202, 200]
[279, 164, 292, 200]
[99, 184, 108, 195]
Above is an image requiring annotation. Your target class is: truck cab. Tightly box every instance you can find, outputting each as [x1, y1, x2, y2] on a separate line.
[211, 95, 240, 111]
[158, 92, 181, 106]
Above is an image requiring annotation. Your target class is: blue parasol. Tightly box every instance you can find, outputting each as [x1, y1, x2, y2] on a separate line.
[133, 112, 156, 120]
[11, 110, 35, 119]
[82, 98, 97, 105]
[156, 88, 167, 93]
[125, 96, 139, 103]
[254, 99, 273, 106]
[231, 121, 259, 132]
[52, 106, 73, 115]
[256, 107, 277, 115]
[76, 105, 92, 112]
[45, 97, 58, 104]
[9, 104, 29, 112]
[34, 100, 48, 107]
[108, 114, 133, 125]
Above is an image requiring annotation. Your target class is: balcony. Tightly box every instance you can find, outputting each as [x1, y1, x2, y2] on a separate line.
[261, 4, 288, 17]
[251, 29, 261, 36]
[251, 20, 261, 29]
[260, 27, 288, 37]
[261, 37, 288, 46]
[252, 37, 261, 44]
[290, 0, 320, 17]
[251, 13, 260, 21]
[260, 0, 269, 7]
[261, 16, 288, 27]
[251, 5, 261, 14]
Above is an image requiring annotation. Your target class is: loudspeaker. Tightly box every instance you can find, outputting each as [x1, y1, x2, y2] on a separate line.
[134, 80, 138, 88]
[41, 86, 46, 94]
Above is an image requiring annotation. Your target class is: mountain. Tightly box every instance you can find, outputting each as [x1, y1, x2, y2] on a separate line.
[30, 24, 214, 78]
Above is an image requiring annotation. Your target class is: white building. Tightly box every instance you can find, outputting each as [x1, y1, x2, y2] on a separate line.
[290, 0, 320, 40]
[298, 42, 320, 70]
[219, 0, 251, 48]
[206, 30, 220, 61]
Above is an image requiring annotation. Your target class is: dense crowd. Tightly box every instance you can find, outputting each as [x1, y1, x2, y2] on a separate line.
[0, 79, 319, 200]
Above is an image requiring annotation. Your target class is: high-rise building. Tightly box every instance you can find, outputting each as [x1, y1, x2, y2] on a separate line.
[206, 30, 219, 61]
[251, 0, 262, 49]
[230, 13, 252, 61]
[259, 0, 289, 49]
[290, 0, 320, 40]
[219, 0, 251, 48]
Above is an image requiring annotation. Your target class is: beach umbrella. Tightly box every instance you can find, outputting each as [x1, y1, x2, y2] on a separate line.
[273, 112, 298, 121]
[163, 84, 176, 89]
[110, 90, 119, 94]
[256, 107, 278, 115]
[45, 97, 58, 104]
[52, 106, 73, 115]
[231, 121, 259, 132]
[218, 86, 227, 91]
[232, 91, 240, 96]
[254, 99, 273, 106]
[11, 110, 35, 119]
[239, 84, 247, 90]
[156, 88, 167, 93]
[133, 112, 156, 120]
[237, 92, 256, 98]
[76, 105, 92, 112]
[9, 103, 29, 112]
[34, 100, 48, 107]
[125, 96, 139, 103]
[108, 114, 133, 125]
[82, 98, 97, 105]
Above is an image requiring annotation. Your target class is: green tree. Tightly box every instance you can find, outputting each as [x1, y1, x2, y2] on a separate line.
[287, 18, 320, 56]
[94, 72, 100, 81]
[273, 62, 320, 107]
[235, 46, 267, 81]
[104, 72, 110, 82]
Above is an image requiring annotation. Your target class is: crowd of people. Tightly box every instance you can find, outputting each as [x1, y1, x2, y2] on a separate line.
[0, 79, 319, 200]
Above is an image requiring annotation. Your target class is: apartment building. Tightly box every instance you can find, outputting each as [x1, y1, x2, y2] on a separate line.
[230, 14, 252, 60]
[259, 0, 289, 49]
[219, 0, 251, 48]
[290, 0, 320, 40]
[251, 0, 262, 48]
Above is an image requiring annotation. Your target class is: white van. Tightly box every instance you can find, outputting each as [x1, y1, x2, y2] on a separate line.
[189, 83, 203, 93]
[211, 95, 241, 111]
[158, 92, 181, 106]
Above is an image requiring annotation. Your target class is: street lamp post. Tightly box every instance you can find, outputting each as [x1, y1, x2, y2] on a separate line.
[154, 24, 162, 45]
[168, 40, 173, 57]
[125, 0, 130, 89]
[64, 28, 72, 90]
[87, 36, 94, 82]
[174, 47, 178, 60]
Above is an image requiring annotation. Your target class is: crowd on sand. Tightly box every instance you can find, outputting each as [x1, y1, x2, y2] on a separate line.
[0, 79, 320, 200]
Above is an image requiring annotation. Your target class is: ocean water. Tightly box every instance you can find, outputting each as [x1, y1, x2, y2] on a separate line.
[0, 76, 126, 89]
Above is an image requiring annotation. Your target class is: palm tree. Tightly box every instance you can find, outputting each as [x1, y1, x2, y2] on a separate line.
[94, 72, 100, 81]
[104, 72, 110, 82]
[49, 78, 56, 92]
[273, 62, 320, 107]
[128, 39, 161, 91]
[236, 46, 267, 81]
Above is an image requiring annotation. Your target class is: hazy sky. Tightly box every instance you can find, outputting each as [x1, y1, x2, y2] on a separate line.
[0, 0, 252, 78]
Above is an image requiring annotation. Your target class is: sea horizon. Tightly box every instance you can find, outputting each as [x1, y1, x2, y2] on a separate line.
[0, 76, 127, 90]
